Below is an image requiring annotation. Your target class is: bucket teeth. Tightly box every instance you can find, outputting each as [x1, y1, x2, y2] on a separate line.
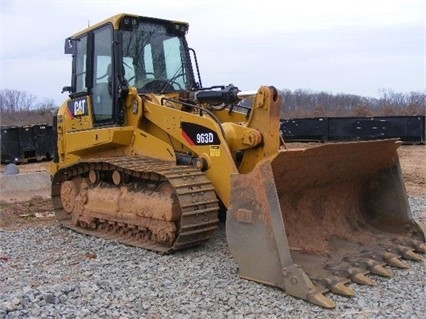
[392, 239, 426, 254]
[399, 247, 423, 261]
[315, 277, 355, 297]
[347, 268, 376, 286]
[364, 259, 393, 277]
[329, 281, 355, 297]
[307, 290, 335, 309]
[369, 264, 393, 277]
[382, 252, 409, 269]
[413, 242, 426, 254]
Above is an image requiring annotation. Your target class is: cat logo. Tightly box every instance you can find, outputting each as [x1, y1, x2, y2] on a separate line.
[74, 100, 85, 115]
[67, 97, 89, 118]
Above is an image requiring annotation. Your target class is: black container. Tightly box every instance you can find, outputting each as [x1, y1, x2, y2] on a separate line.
[1, 126, 21, 163]
[280, 118, 327, 142]
[18, 125, 37, 162]
[33, 123, 54, 160]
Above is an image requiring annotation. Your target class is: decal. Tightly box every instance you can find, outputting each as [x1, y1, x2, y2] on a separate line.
[67, 97, 89, 118]
[209, 145, 221, 157]
[181, 122, 221, 146]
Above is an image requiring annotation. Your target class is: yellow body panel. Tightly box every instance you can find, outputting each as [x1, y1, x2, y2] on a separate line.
[141, 95, 239, 207]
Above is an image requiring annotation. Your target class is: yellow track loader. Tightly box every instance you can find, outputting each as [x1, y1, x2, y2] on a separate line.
[49, 13, 425, 308]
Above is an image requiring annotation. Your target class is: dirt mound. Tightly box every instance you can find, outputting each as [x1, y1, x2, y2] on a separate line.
[0, 196, 56, 230]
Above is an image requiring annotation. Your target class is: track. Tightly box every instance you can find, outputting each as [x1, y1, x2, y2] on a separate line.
[51, 156, 220, 253]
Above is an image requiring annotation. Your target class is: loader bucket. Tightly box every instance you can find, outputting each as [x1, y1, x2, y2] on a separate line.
[226, 139, 425, 308]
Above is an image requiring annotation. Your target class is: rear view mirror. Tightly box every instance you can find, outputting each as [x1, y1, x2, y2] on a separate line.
[64, 38, 74, 54]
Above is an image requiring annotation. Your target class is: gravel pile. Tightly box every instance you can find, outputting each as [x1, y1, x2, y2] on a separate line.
[1, 197, 425, 319]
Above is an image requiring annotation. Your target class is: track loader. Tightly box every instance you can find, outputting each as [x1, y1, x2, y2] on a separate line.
[49, 13, 425, 308]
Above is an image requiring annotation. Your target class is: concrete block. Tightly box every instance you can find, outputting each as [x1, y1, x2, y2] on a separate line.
[0, 172, 51, 192]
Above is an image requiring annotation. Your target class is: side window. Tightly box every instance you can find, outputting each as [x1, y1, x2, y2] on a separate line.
[75, 36, 88, 92]
[163, 38, 185, 88]
[123, 56, 135, 86]
[92, 26, 113, 123]
[144, 44, 154, 76]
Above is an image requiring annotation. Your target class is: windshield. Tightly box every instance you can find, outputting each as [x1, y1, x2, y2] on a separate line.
[121, 22, 193, 93]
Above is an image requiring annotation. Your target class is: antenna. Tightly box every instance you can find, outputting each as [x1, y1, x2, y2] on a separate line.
[88, 20, 90, 27]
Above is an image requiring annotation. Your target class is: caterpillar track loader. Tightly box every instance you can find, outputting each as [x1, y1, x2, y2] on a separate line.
[49, 13, 425, 308]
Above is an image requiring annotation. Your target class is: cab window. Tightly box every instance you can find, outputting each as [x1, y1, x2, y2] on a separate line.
[92, 25, 114, 123]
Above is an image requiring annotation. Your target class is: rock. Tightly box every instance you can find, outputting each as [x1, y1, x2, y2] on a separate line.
[2, 301, 16, 312]
[3, 164, 19, 175]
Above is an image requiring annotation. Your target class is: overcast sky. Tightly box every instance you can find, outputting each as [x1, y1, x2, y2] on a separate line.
[1, 0, 425, 105]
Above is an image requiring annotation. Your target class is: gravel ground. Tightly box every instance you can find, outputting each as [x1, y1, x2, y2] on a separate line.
[0, 198, 425, 319]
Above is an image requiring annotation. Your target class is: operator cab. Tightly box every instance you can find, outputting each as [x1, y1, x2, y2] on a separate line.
[63, 14, 198, 126]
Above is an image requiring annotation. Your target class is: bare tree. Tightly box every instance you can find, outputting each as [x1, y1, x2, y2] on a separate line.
[0, 89, 37, 112]
[0, 89, 57, 126]
[37, 98, 57, 110]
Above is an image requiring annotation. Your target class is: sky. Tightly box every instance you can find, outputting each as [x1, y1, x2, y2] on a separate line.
[0, 0, 425, 106]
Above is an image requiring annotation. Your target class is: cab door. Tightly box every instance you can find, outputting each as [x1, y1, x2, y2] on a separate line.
[66, 24, 115, 130]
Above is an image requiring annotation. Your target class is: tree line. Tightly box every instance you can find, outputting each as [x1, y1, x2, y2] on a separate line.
[0, 88, 425, 126]
[279, 88, 425, 118]
[0, 89, 56, 112]
[0, 89, 57, 126]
